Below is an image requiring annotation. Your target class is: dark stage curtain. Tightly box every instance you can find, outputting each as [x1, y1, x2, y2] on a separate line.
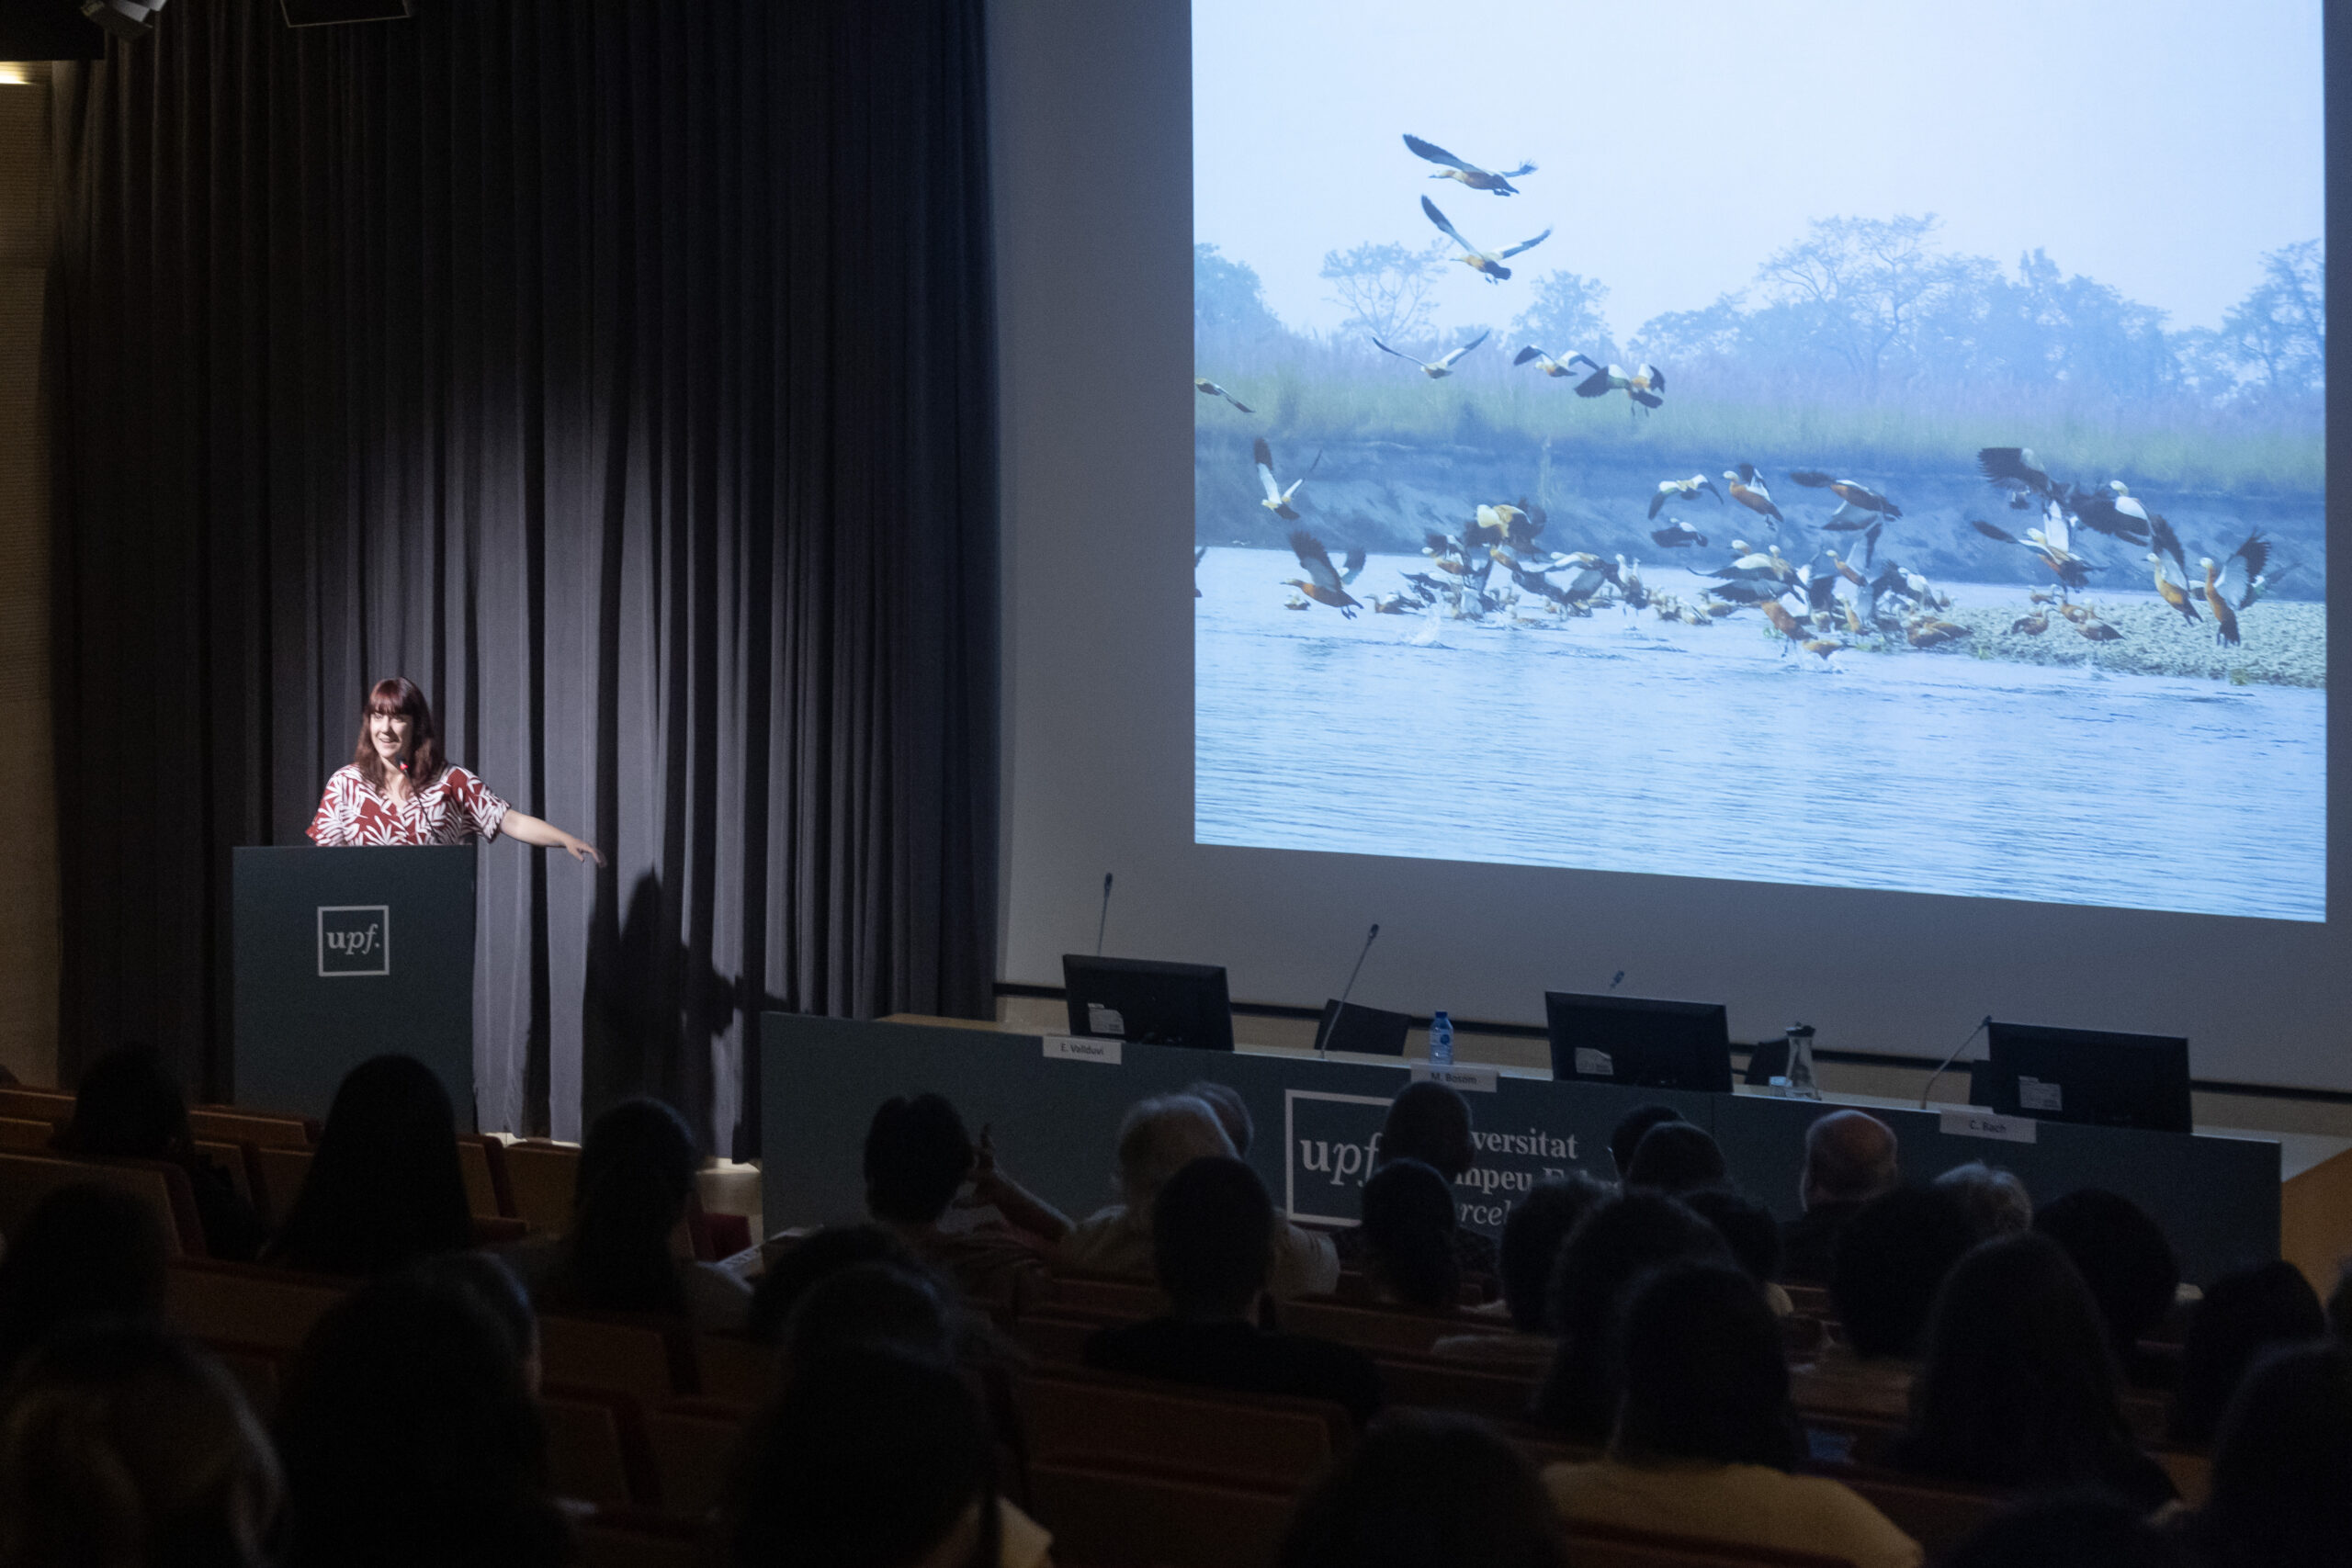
[47, 0, 998, 1150]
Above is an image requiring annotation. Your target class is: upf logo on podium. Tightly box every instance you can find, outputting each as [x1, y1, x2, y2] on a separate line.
[317, 906, 391, 977]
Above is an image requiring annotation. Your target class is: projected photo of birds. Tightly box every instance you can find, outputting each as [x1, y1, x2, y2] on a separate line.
[1190, 0, 2324, 924]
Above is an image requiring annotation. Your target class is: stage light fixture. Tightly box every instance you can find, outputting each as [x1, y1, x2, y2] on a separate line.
[80, 0, 167, 40]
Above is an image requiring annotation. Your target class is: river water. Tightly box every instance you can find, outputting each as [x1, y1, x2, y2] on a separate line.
[1194, 549, 2326, 922]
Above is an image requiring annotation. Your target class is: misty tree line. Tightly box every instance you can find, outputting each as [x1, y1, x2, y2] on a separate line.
[1197, 217, 2323, 421]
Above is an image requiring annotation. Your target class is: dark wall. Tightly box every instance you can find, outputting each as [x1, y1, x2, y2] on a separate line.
[46, 0, 998, 1152]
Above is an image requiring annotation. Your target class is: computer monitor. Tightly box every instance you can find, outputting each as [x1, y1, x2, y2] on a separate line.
[1313, 998, 1411, 1056]
[1983, 1021, 2192, 1134]
[1061, 954, 1235, 1051]
[1545, 992, 1733, 1093]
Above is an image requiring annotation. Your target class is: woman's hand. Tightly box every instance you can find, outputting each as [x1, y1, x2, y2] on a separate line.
[503, 810, 606, 867]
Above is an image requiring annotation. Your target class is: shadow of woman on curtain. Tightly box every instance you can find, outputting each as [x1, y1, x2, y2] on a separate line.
[582, 870, 743, 1138]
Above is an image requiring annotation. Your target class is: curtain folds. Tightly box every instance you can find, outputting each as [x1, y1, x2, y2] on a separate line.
[47, 0, 999, 1150]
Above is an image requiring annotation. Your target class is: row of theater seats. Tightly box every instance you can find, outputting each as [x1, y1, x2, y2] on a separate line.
[150, 1241, 2170, 1568]
[0, 1082, 581, 1233]
[0, 1083, 750, 1261]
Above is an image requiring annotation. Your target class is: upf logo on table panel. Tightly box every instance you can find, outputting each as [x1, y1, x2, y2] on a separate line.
[317, 906, 390, 976]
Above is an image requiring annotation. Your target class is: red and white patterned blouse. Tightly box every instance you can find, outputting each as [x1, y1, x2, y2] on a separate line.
[307, 763, 510, 848]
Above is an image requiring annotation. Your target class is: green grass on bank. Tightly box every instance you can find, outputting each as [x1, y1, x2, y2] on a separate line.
[1194, 362, 2324, 496]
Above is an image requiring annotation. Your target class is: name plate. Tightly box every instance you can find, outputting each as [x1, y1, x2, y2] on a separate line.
[1939, 1109, 2037, 1144]
[1043, 1034, 1122, 1065]
[1411, 1064, 1498, 1093]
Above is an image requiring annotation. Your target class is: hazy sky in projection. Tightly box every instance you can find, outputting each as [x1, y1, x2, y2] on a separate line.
[1193, 0, 2323, 346]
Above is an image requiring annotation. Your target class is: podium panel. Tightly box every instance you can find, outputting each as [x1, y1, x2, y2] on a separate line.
[232, 846, 477, 1124]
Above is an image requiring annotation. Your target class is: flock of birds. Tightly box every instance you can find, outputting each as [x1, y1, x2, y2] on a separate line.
[1195, 133, 2297, 665]
[1232, 437, 2291, 663]
[1196, 135, 1665, 414]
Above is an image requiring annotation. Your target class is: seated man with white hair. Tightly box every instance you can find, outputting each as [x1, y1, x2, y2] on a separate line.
[1781, 1109, 1899, 1285]
[1058, 1093, 1338, 1298]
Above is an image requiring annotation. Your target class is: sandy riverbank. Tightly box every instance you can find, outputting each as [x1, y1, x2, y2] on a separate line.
[1899, 596, 2324, 687]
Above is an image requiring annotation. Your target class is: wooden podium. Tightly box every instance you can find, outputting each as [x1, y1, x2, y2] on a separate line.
[230, 845, 477, 1124]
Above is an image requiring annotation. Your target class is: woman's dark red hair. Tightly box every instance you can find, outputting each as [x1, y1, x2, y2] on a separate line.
[353, 677, 445, 789]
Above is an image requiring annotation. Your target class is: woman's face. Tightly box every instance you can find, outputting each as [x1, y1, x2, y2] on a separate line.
[369, 708, 413, 764]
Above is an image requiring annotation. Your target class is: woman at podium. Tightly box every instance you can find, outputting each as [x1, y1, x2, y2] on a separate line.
[307, 677, 604, 865]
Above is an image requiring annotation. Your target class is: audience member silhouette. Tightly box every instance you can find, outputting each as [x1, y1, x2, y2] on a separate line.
[1933, 1161, 2033, 1240]
[416, 1250, 543, 1394]
[2166, 1258, 2327, 1449]
[1831, 1186, 1978, 1360]
[2034, 1189, 2181, 1385]
[51, 1043, 266, 1262]
[1623, 1121, 1729, 1196]
[1781, 1110, 1899, 1284]
[1085, 1156, 1382, 1424]
[263, 1055, 472, 1276]
[275, 1269, 570, 1568]
[1335, 1083, 1499, 1280]
[0, 1323, 281, 1568]
[725, 1343, 1049, 1568]
[1062, 1095, 1337, 1297]
[1895, 1232, 2176, 1509]
[512, 1097, 749, 1330]
[1500, 1173, 1610, 1332]
[1182, 1079, 1253, 1155]
[1944, 1495, 2190, 1568]
[1608, 1104, 1686, 1180]
[1544, 1263, 1921, 1568]
[777, 1260, 956, 1369]
[1679, 1189, 1790, 1314]
[748, 1223, 918, 1344]
[1358, 1158, 1462, 1312]
[0, 1182, 168, 1387]
[2329, 1264, 2350, 1348]
[2176, 1341, 2352, 1568]
[864, 1094, 1050, 1301]
[1533, 1192, 1733, 1441]
[1431, 1172, 1607, 1367]
[1279, 1412, 1569, 1568]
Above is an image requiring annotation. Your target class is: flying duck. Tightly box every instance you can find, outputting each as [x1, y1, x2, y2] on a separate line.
[1512, 344, 1582, 378]
[1419, 196, 1552, 283]
[1374, 328, 1491, 378]
[1566, 355, 1664, 408]
[1650, 519, 1709, 549]
[1648, 475, 1724, 519]
[1972, 509, 2093, 592]
[1789, 470, 1902, 522]
[1402, 134, 1535, 195]
[1193, 377, 1253, 412]
[1254, 438, 1316, 520]
[2147, 553, 2199, 625]
[1284, 530, 1363, 618]
[2199, 534, 2269, 646]
[1724, 465, 1785, 530]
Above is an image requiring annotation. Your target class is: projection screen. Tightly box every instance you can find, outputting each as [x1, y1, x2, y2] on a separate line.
[993, 0, 2350, 1092]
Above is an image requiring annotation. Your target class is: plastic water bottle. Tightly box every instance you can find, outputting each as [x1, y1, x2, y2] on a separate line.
[1429, 1011, 1454, 1067]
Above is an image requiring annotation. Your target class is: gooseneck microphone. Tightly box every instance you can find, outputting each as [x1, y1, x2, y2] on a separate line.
[1314, 923, 1381, 1057]
[1919, 1014, 1995, 1109]
[1094, 873, 1114, 957]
